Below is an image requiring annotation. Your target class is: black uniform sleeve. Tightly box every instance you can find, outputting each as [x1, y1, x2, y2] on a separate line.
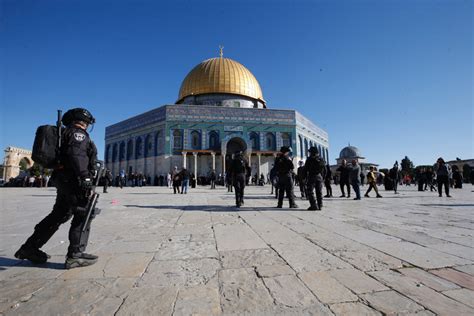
[65, 130, 91, 179]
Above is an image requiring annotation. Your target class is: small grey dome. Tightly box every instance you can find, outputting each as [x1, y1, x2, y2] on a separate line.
[339, 146, 362, 159]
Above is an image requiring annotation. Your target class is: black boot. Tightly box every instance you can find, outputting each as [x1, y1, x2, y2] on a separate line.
[307, 205, 319, 211]
[15, 245, 50, 264]
[65, 252, 98, 269]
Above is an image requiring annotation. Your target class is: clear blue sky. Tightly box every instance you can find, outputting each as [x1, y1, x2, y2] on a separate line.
[1, 0, 472, 168]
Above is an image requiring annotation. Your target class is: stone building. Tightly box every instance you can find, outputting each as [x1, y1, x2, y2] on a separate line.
[105, 54, 329, 179]
[2, 147, 34, 180]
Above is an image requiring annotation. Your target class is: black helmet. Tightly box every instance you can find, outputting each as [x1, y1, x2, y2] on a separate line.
[62, 108, 95, 126]
[280, 146, 291, 153]
[308, 146, 319, 155]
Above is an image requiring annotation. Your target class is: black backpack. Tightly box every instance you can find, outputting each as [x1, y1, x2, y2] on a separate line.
[32, 111, 64, 169]
[32, 125, 63, 168]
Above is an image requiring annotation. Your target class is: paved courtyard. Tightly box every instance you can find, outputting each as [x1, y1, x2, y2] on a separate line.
[1, 185, 473, 315]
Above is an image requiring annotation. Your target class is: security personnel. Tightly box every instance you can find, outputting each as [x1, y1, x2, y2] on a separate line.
[275, 146, 298, 208]
[229, 151, 250, 207]
[305, 146, 326, 210]
[296, 160, 306, 199]
[103, 169, 112, 193]
[15, 108, 99, 269]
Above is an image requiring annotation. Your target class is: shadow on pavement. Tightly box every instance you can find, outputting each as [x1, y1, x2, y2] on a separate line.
[123, 204, 310, 212]
[418, 203, 474, 207]
[0, 257, 65, 270]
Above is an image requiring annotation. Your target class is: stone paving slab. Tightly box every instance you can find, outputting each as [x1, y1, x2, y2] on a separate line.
[1, 185, 473, 315]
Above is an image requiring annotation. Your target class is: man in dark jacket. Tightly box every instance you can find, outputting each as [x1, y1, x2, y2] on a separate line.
[305, 147, 326, 210]
[15, 108, 99, 269]
[337, 159, 351, 198]
[324, 164, 333, 198]
[434, 157, 452, 197]
[275, 146, 298, 208]
[389, 162, 400, 194]
[296, 160, 306, 199]
[229, 151, 250, 207]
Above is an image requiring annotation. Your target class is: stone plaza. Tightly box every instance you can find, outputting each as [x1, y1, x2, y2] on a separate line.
[1, 185, 473, 315]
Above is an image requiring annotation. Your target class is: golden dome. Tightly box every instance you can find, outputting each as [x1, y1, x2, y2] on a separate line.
[177, 57, 266, 106]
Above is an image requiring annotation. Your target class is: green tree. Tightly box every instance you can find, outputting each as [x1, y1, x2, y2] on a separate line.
[29, 163, 43, 177]
[19, 159, 29, 171]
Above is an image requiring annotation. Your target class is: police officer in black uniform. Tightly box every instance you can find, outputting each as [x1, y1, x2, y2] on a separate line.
[15, 108, 99, 269]
[275, 146, 298, 208]
[103, 169, 112, 193]
[305, 146, 326, 210]
[297, 160, 307, 199]
[229, 151, 250, 207]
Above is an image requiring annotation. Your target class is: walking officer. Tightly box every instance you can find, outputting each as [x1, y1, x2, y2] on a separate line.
[229, 151, 250, 207]
[103, 169, 112, 193]
[275, 146, 298, 208]
[305, 146, 326, 210]
[15, 108, 99, 269]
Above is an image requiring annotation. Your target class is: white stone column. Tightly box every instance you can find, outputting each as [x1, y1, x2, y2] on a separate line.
[193, 152, 198, 176]
[222, 152, 226, 175]
[182, 151, 187, 168]
[211, 152, 216, 170]
[257, 153, 262, 177]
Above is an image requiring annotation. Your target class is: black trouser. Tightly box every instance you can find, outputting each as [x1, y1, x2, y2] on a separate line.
[173, 182, 181, 194]
[103, 181, 109, 193]
[393, 179, 398, 193]
[418, 180, 424, 192]
[233, 174, 246, 206]
[340, 180, 350, 196]
[24, 185, 88, 256]
[351, 181, 361, 199]
[324, 179, 332, 196]
[308, 175, 323, 208]
[210, 180, 216, 189]
[437, 175, 450, 196]
[298, 180, 306, 198]
[277, 175, 296, 207]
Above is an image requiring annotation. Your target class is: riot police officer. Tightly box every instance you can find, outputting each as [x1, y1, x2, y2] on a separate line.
[15, 108, 99, 269]
[229, 151, 250, 207]
[305, 146, 326, 210]
[275, 146, 298, 208]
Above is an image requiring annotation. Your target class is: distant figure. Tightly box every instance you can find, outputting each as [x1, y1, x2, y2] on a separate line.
[119, 170, 126, 188]
[324, 164, 333, 198]
[349, 159, 362, 200]
[452, 166, 463, 189]
[365, 166, 382, 198]
[179, 168, 190, 194]
[389, 162, 400, 194]
[229, 151, 250, 208]
[103, 169, 112, 193]
[337, 159, 351, 198]
[210, 169, 217, 189]
[275, 146, 298, 208]
[434, 157, 451, 197]
[167, 172, 172, 188]
[171, 166, 181, 194]
[296, 160, 306, 199]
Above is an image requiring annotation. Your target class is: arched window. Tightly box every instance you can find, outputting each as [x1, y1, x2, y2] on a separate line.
[266, 133, 276, 151]
[281, 133, 291, 148]
[191, 130, 201, 150]
[135, 137, 143, 159]
[127, 139, 134, 160]
[119, 142, 125, 161]
[173, 130, 183, 152]
[144, 135, 152, 158]
[112, 143, 118, 162]
[304, 139, 309, 157]
[249, 132, 259, 150]
[105, 145, 110, 163]
[298, 135, 303, 158]
[209, 131, 219, 149]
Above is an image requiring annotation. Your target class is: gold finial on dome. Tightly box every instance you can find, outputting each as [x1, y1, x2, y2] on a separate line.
[219, 45, 224, 58]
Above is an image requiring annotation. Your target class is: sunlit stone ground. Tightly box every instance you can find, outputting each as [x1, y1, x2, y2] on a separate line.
[1, 184, 473, 315]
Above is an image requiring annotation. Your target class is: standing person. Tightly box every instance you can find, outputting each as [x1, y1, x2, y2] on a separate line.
[349, 159, 362, 200]
[364, 166, 382, 198]
[29, 175, 35, 187]
[452, 166, 463, 189]
[180, 167, 190, 194]
[434, 158, 452, 197]
[118, 170, 125, 188]
[171, 166, 181, 194]
[324, 164, 333, 198]
[336, 160, 351, 198]
[209, 169, 217, 189]
[296, 160, 307, 199]
[103, 169, 112, 193]
[15, 108, 99, 268]
[389, 162, 400, 194]
[229, 151, 249, 207]
[275, 146, 298, 208]
[417, 168, 426, 192]
[269, 164, 277, 197]
[44, 174, 50, 188]
[167, 172, 172, 188]
[305, 147, 326, 210]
